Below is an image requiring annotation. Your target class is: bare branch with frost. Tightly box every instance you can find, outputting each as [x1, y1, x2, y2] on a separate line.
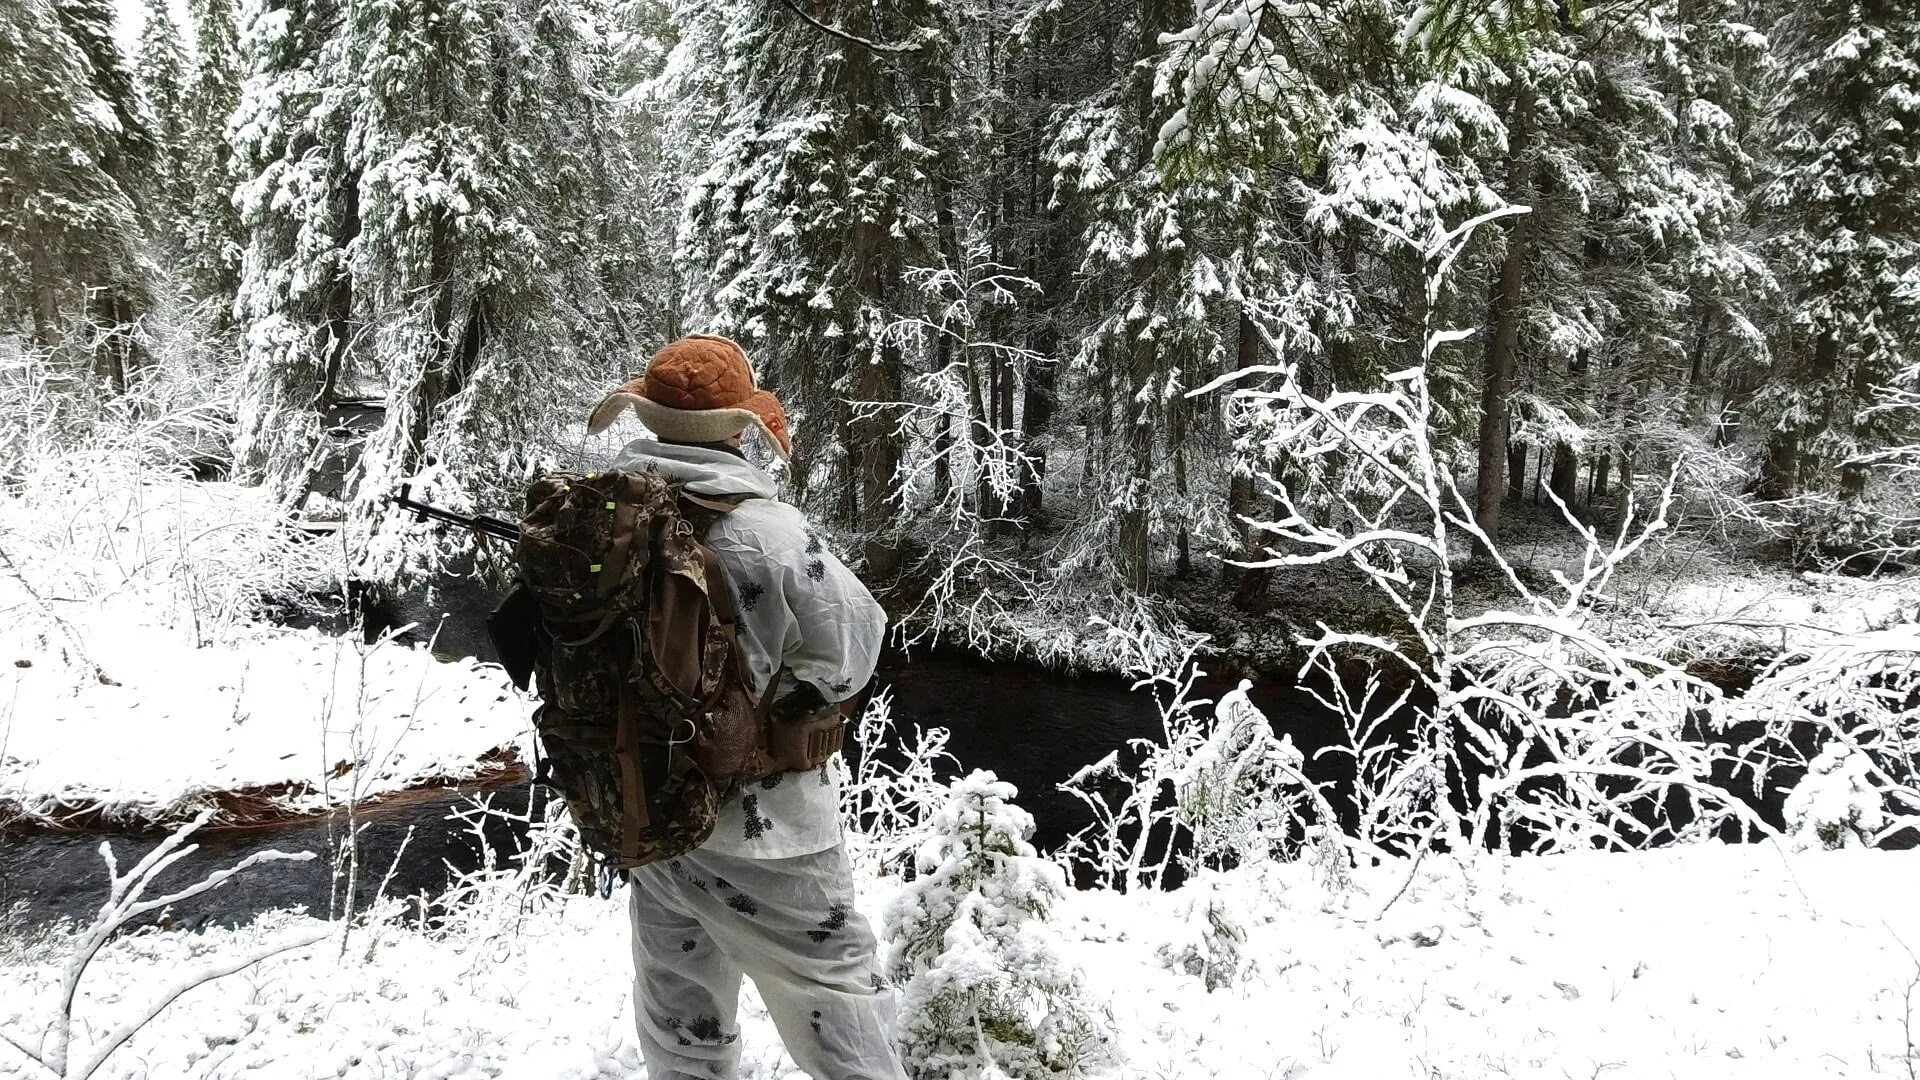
[1, 810, 319, 1080]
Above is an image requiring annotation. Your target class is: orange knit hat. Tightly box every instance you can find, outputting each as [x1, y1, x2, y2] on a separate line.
[586, 335, 791, 459]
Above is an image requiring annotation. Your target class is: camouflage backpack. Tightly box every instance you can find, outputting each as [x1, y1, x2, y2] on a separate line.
[511, 470, 844, 868]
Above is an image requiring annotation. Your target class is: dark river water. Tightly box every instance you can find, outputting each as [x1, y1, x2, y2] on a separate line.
[0, 655, 1338, 934]
[8, 640, 1873, 935]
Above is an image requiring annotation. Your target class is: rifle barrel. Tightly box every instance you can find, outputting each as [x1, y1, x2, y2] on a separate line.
[389, 491, 520, 543]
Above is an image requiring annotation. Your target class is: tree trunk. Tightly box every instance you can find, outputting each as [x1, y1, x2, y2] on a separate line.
[933, 331, 952, 504]
[1228, 308, 1273, 608]
[1120, 333, 1154, 595]
[1758, 432, 1798, 501]
[1506, 439, 1527, 502]
[317, 181, 360, 411]
[1549, 442, 1579, 509]
[1758, 332, 1838, 500]
[850, 212, 903, 579]
[1475, 80, 1535, 552]
[1172, 390, 1191, 578]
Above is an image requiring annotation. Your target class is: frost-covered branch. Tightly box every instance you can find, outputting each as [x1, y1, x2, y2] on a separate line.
[2, 810, 319, 1080]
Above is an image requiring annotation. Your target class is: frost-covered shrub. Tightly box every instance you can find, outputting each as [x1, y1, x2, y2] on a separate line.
[0, 340, 339, 665]
[1782, 746, 1887, 850]
[1176, 680, 1315, 869]
[1191, 208, 1778, 856]
[884, 771, 1114, 1080]
[838, 690, 958, 875]
[1058, 638, 1341, 891]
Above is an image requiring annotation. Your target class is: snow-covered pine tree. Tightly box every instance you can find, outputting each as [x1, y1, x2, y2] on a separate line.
[883, 771, 1111, 1079]
[1753, 0, 1920, 502]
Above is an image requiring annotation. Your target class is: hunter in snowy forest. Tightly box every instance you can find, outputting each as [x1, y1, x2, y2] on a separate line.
[1, 0, 1918, 1076]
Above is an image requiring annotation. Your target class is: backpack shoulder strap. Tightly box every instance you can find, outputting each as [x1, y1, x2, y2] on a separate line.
[680, 491, 756, 519]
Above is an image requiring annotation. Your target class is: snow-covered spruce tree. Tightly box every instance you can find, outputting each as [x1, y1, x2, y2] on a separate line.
[1149, 0, 1506, 602]
[884, 771, 1112, 1080]
[610, 0, 728, 345]
[233, 0, 622, 542]
[133, 0, 194, 264]
[1043, 0, 1230, 595]
[181, 0, 248, 305]
[1492, 1, 1773, 527]
[345, 0, 624, 583]
[0, 0, 148, 357]
[56, 0, 157, 384]
[228, 0, 358, 492]
[1753, 0, 1920, 503]
[680, 0, 947, 573]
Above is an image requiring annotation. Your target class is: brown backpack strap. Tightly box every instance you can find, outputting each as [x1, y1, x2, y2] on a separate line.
[614, 681, 649, 863]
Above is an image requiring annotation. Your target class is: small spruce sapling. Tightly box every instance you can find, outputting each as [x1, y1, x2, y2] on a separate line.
[884, 771, 1113, 1080]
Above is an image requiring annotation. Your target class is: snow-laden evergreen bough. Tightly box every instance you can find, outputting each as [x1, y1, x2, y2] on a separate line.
[884, 771, 1114, 1080]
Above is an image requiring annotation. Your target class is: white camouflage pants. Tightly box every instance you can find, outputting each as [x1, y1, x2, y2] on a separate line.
[627, 844, 908, 1080]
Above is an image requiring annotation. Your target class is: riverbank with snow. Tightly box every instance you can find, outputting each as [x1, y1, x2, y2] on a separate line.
[0, 474, 531, 832]
[0, 623, 530, 830]
[2, 844, 1914, 1079]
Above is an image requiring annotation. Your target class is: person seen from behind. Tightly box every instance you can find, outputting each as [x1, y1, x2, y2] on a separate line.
[587, 334, 906, 1080]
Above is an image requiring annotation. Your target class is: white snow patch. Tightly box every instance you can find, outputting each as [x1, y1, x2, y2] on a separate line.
[3, 846, 1916, 1078]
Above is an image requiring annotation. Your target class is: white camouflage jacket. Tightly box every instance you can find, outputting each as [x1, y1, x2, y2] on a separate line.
[609, 439, 885, 859]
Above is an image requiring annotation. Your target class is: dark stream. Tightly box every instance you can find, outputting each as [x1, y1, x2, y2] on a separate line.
[0, 656, 1337, 935]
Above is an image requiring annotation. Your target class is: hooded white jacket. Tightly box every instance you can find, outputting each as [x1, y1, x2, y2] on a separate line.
[609, 439, 885, 859]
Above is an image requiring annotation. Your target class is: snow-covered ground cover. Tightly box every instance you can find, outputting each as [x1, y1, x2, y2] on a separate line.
[0, 621, 529, 828]
[0, 473, 529, 829]
[3, 843, 1915, 1079]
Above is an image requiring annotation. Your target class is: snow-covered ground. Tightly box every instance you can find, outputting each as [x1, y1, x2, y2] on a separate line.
[0, 622, 529, 827]
[0, 476, 529, 829]
[3, 845, 1915, 1079]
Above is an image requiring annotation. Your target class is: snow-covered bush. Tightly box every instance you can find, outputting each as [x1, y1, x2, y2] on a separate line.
[1058, 631, 1342, 889]
[1781, 745, 1888, 850]
[884, 771, 1114, 1080]
[1176, 680, 1324, 870]
[1734, 628, 1920, 849]
[1055, 639, 1215, 891]
[421, 791, 591, 965]
[1153, 872, 1255, 992]
[0, 340, 339, 669]
[1193, 208, 1776, 856]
